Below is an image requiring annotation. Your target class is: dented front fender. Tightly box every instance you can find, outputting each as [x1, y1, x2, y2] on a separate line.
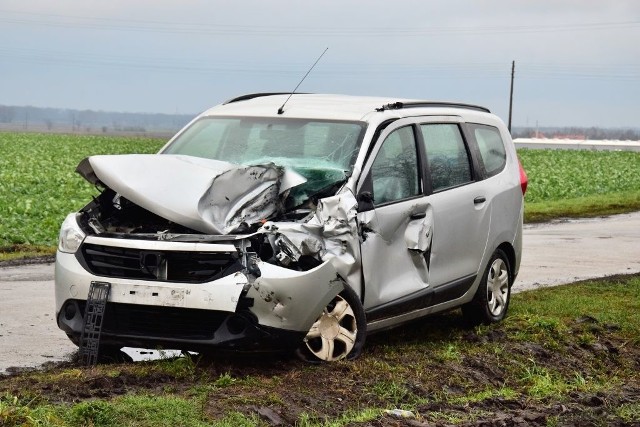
[246, 260, 344, 332]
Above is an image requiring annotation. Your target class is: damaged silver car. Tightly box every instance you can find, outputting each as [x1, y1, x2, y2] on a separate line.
[55, 93, 528, 362]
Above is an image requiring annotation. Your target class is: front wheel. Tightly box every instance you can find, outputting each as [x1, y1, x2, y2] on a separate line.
[296, 285, 366, 362]
[463, 249, 512, 326]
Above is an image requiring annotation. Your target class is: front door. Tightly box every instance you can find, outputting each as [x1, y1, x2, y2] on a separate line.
[357, 121, 433, 312]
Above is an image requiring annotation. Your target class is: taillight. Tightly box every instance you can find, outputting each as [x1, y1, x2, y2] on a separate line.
[518, 159, 528, 195]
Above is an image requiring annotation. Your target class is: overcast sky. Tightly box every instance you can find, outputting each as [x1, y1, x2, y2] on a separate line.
[1, 1, 638, 127]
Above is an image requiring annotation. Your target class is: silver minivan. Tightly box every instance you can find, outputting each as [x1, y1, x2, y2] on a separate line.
[55, 94, 528, 362]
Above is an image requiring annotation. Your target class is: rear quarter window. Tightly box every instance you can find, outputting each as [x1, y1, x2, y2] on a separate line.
[471, 124, 507, 177]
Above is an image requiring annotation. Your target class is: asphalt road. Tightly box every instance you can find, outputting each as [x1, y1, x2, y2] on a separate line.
[1, 211, 639, 374]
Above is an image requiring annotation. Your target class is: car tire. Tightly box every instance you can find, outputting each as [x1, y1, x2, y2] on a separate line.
[463, 249, 512, 326]
[296, 285, 367, 362]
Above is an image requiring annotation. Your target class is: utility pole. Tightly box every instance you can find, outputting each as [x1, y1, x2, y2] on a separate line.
[508, 60, 515, 132]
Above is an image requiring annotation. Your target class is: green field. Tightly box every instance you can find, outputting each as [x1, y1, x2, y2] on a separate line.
[0, 133, 639, 251]
[0, 133, 165, 250]
[518, 149, 640, 221]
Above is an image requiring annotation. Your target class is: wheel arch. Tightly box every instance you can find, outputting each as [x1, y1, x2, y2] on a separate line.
[496, 242, 516, 284]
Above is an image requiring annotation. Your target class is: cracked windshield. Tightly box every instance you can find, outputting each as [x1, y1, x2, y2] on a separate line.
[163, 117, 365, 205]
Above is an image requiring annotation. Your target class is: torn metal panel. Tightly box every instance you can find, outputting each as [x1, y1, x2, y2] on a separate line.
[258, 190, 362, 295]
[404, 207, 433, 253]
[76, 154, 306, 235]
[404, 206, 433, 284]
[197, 164, 284, 235]
[246, 158, 349, 207]
[313, 190, 362, 291]
[359, 202, 433, 310]
[246, 260, 344, 331]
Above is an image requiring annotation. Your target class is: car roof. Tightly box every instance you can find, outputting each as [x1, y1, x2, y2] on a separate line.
[200, 93, 491, 122]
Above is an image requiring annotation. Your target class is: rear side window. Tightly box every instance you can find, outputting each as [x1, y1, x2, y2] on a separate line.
[471, 124, 507, 177]
[420, 124, 472, 192]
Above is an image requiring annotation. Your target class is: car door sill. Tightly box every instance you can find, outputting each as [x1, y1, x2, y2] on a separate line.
[365, 274, 476, 323]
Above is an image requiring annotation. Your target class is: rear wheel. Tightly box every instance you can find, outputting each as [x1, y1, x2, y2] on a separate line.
[296, 285, 366, 362]
[463, 249, 512, 325]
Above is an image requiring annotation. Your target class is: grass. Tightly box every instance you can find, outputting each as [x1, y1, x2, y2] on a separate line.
[524, 192, 640, 223]
[509, 276, 640, 334]
[70, 395, 219, 427]
[0, 244, 55, 262]
[1, 275, 639, 426]
[0, 393, 227, 427]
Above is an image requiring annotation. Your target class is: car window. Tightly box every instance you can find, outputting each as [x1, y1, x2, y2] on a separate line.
[371, 126, 420, 205]
[164, 117, 364, 171]
[470, 124, 507, 177]
[420, 124, 472, 192]
[170, 118, 236, 159]
[163, 117, 365, 206]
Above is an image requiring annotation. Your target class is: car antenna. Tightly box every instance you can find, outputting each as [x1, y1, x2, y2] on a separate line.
[277, 47, 328, 115]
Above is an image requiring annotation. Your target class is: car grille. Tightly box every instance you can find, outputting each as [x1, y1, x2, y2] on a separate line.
[79, 243, 242, 283]
[78, 301, 225, 340]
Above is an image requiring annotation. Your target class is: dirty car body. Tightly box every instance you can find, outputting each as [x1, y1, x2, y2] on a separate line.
[55, 94, 527, 361]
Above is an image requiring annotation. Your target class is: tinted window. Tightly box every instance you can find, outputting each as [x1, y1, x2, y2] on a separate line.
[371, 126, 420, 204]
[472, 124, 506, 176]
[420, 124, 472, 192]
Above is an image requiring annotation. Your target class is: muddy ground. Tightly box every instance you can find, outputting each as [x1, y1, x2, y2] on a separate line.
[1, 303, 639, 426]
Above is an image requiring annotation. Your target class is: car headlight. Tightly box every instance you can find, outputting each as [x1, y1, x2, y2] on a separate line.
[58, 213, 86, 253]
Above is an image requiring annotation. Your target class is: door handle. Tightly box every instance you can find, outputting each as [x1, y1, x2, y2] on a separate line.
[410, 212, 426, 220]
[474, 196, 486, 204]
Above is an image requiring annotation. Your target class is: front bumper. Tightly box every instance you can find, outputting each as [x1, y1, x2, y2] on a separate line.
[55, 236, 343, 351]
[57, 298, 306, 351]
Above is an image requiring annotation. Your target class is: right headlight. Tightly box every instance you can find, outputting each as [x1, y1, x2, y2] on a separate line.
[58, 213, 86, 254]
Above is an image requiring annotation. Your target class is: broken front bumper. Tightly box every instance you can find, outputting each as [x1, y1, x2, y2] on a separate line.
[55, 236, 343, 351]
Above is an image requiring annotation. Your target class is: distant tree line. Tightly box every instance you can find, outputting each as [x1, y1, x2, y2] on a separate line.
[1, 105, 638, 140]
[511, 126, 640, 141]
[0, 105, 192, 133]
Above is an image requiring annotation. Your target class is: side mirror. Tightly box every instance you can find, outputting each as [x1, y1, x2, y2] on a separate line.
[358, 191, 374, 203]
[357, 191, 374, 212]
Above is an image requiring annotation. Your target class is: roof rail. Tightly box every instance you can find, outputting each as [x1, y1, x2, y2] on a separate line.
[224, 92, 304, 104]
[376, 101, 490, 113]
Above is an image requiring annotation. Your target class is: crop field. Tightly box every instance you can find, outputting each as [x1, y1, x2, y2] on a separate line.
[518, 149, 640, 221]
[518, 149, 640, 202]
[0, 132, 639, 249]
[0, 133, 165, 248]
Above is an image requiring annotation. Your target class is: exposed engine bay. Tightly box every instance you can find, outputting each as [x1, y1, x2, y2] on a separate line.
[76, 187, 330, 273]
[74, 154, 360, 278]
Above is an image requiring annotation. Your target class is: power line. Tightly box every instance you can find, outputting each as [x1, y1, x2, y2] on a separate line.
[1, 9, 638, 37]
[0, 45, 637, 81]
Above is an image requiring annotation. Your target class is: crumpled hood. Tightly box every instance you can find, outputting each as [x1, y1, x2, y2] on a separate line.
[76, 154, 306, 234]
